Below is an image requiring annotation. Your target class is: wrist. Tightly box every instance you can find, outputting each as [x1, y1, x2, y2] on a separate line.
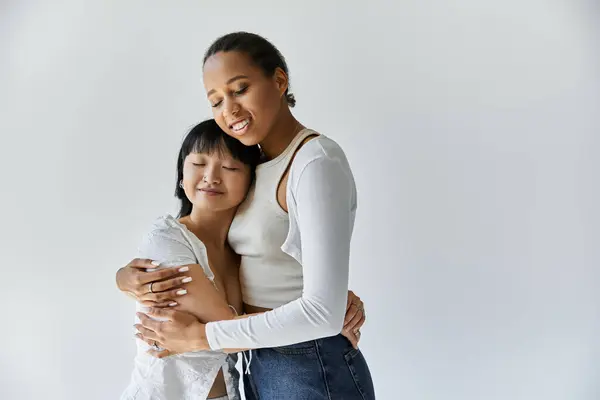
[193, 322, 211, 351]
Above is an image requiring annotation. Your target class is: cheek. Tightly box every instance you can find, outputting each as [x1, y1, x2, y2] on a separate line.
[182, 166, 201, 184]
[212, 112, 228, 130]
[243, 86, 279, 116]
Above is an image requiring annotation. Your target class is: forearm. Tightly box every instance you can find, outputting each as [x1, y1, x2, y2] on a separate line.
[173, 266, 237, 323]
[205, 294, 346, 350]
[177, 301, 235, 324]
[219, 312, 265, 353]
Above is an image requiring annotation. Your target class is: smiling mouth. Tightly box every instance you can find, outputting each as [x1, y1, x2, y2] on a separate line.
[198, 188, 224, 195]
[230, 119, 250, 132]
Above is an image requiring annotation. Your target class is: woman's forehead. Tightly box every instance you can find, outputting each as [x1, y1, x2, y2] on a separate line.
[203, 52, 260, 86]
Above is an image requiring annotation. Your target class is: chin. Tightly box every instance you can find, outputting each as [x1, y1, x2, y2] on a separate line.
[237, 136, 262, 146]
[227, 123, 266, 146]
[196, 203, 226, 212]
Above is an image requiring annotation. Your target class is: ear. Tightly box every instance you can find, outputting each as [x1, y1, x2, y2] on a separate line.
[273, 67, 289, 97]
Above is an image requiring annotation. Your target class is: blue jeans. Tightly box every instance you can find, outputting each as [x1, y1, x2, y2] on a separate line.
[242, 334, 375, 399]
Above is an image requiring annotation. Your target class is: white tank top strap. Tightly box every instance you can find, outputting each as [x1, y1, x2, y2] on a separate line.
[278, 128, 320, 166]
[257, 128, 319, 177]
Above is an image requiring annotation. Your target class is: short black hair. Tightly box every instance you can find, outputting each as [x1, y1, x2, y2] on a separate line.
[203, 32, 296, 107]
[175, 119, 261, 218]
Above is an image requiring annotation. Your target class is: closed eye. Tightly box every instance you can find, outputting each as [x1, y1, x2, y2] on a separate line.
[234, 86, 248, 96]
[192, 163, 205, 167]
[223, 166, 238, 171]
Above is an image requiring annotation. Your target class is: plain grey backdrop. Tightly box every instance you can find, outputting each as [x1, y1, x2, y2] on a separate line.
[1, 1, 598, 399]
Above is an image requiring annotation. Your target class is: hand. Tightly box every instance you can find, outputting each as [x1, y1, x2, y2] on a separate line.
[135, 308, 209, 358]
[116, 258, 192, 307]
[342, 290, 366, 349]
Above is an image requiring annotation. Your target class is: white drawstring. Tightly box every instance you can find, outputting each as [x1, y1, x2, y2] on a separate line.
[243, 349, 253, 375]
[226, 305, 252, 375]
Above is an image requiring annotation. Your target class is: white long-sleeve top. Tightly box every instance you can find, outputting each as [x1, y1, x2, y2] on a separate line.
[205, 131, 357, 350]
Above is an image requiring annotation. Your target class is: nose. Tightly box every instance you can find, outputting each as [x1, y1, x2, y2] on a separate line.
[222, 96, 240, 119]
[203, 164, 221, 184]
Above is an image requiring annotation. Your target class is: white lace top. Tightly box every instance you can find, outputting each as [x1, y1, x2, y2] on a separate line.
[120, 215, 240, 400]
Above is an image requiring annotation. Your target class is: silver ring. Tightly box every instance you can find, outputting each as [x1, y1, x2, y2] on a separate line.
[149, 282, 154, 294]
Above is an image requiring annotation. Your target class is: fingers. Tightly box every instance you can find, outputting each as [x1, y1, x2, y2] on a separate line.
[136, 312, 165, 332]
[150, 275, 192, 293]
[139, 300, 178, 308]
[134, 324, 161, 342]
[135, 333, 173, 359]
[344, 303, 360, 325]
[135, 282, 151, 297]
[141, 308, 177, 322]
[138, 288, 188, 303]
[147, 348, 173, 359]
[345, 311, 365, 335]
[135, 333, 162, 347]
[136, 266, 185, 286]
[341, 329, 359, 350]
[127, 258, 159, 270]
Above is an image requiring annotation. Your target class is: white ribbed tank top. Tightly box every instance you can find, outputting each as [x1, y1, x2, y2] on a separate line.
[227, 129, 318, 308]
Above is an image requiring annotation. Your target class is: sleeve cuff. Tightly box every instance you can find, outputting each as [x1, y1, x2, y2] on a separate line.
[205, 321, 220, 351]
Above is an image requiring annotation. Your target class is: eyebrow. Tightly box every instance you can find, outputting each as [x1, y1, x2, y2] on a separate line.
[207, 75, 249, 96]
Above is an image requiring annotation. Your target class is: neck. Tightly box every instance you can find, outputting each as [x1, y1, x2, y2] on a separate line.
[259, 107, 303, 161]
[181, 207, 236, 248]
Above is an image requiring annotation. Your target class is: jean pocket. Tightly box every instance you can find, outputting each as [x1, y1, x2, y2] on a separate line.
[271, 340, 317, 355]
[344, 348, 374, 399]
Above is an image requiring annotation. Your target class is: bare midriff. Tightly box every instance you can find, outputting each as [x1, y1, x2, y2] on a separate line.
[207, 370, 227, 398]
[244, 303, 273, 314]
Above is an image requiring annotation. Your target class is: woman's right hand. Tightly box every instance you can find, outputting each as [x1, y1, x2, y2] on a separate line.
[116, 258, 192, 307]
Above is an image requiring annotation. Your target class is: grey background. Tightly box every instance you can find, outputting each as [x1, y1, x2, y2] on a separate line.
[1, 0, 598, 399]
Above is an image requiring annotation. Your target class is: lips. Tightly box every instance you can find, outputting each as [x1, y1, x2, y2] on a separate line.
[229, 118, 250, 132]
[198, 188, 224, 194]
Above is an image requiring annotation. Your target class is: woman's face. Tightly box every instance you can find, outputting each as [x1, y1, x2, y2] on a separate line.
[182, 150, 252, 212]
[203, 51, 287, 146]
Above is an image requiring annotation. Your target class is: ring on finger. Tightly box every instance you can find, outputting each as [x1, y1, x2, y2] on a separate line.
[152, 340, 160, 350]
[149, 282, 154, 294]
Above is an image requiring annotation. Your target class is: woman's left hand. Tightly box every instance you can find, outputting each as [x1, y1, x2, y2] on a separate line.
[135, 308, 209, 358]
[342, 290, 365, 348]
